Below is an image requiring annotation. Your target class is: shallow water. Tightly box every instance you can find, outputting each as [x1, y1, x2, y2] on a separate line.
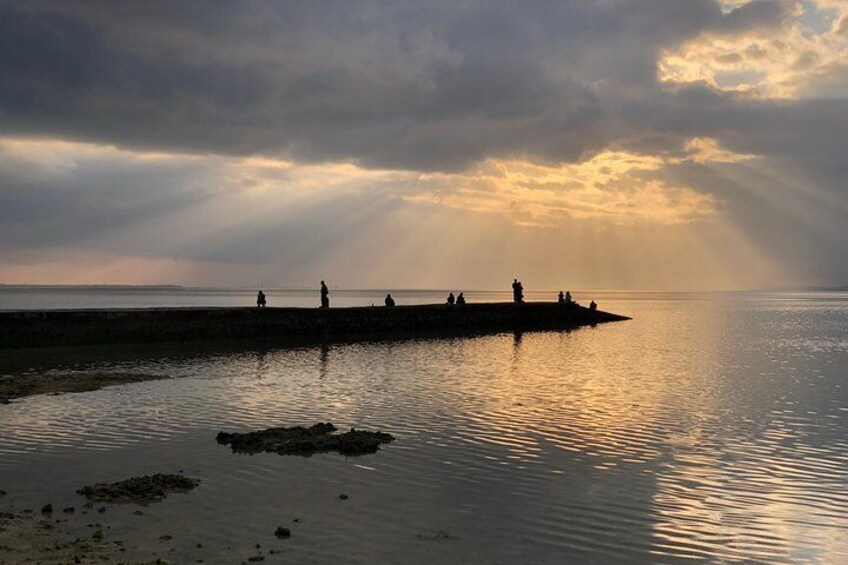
[1, 292, 847, 564]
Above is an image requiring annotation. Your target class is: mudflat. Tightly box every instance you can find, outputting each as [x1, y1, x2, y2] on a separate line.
[0, 511, 117, 564]
[0, 372, 166, 402]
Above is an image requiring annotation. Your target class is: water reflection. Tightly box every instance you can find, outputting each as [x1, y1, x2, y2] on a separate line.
[319, 343, 329, 380]
[0, 295, 846, 563]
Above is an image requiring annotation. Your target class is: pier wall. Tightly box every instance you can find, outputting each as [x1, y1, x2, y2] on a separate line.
[0, 303, 629, 349]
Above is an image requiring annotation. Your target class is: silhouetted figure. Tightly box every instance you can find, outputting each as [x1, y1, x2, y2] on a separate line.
[517, 280, 525, 304]
[558, 291, 565, 304]
[256, 290, 266, 308]
[589, 300, 597, 311]
[384, 293, 395, 307]
[447, 292, 455, 305]
[456, 292, 466, 305]
[320, 280, 329, 308]
[565, 291, 572, 304]
[512, 279, 521, 304]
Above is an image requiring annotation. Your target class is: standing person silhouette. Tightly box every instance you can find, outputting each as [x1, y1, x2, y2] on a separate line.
[516, 280, 525, 304]
[512, 279, 521, 304]
[558, 291, 565, 304]
[320, 281, 329, 308]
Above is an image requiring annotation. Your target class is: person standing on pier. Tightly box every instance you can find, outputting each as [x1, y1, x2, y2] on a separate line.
[512, 279, 525, 304]
[320, 281, 330, 308]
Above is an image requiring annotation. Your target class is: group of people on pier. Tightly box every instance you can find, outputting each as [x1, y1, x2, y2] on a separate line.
[446, 292, 466, 305]
[255, 281, 597, 311]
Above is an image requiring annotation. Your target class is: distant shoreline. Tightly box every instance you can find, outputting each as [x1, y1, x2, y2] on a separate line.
[1, 284, 847, 293]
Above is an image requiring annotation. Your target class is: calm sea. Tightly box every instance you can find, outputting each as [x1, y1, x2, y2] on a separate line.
[1, 290, 846, 564]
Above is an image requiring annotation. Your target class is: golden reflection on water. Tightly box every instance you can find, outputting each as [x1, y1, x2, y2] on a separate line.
[424, 298, 848, 563]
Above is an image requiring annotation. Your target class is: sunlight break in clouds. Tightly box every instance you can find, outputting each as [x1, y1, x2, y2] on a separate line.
[0, 135, 733, 231]
[1, 1, 847, 289]
[661, 0, 848, 98]
[0, 135, 783, 290]
[408, 151, 721, 228]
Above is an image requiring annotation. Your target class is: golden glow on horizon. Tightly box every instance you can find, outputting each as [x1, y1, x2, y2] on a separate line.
[0, 134, 787, 289]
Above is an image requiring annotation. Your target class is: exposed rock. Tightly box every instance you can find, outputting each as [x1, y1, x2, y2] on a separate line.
[417, 530, 458, 541]
[0, 489, 6, 497]
[216, 422, 394, 457]
[76, 474, 200, 504]
[274, 527, 291, 539]
[40, 504, 52, 514]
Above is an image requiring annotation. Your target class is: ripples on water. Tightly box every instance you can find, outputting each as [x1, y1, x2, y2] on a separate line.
[1, 293, 847, 564]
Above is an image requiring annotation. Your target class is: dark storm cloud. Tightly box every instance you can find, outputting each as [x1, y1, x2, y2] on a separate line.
[0, 147, 221, 250]
[0, 0, 807, 171]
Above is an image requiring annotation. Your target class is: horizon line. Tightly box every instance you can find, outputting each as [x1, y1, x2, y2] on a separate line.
[1, 283, 847, 293]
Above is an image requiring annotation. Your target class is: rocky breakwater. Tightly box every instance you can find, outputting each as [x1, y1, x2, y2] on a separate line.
[0, 302, 630, 349]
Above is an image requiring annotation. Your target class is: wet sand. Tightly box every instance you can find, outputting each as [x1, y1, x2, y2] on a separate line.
[0, 507, 285, 564]
[0, 510, 121, 564]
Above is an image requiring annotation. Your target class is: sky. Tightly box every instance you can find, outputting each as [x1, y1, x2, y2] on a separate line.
[1, 0, 846, 290]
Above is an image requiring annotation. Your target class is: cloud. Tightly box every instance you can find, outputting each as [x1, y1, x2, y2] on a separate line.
[660, 1, 848, 98]
[407, 152, 719, 227]
[0, 0, 807, 171]
[0, 136, 786, 290]
[0, 1, 846, 288]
